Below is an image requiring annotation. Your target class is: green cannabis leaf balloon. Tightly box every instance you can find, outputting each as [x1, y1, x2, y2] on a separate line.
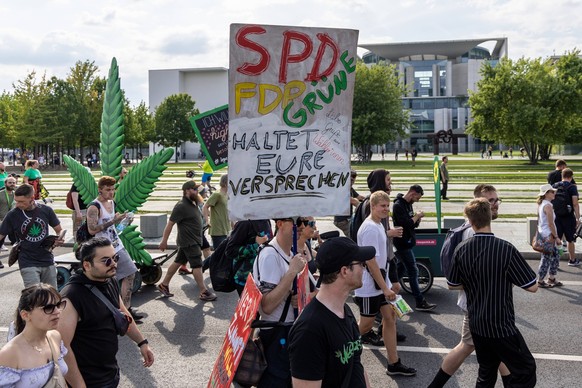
[65, 57, 174, 266]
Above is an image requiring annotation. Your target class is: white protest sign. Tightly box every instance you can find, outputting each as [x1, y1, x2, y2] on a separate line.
[228, 24, 359, 220]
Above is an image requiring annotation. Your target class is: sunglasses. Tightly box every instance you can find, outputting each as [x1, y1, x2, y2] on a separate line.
[100, 254, 120, 267]
[41, 300, 67, 314]
[296, 220, 316, 227]
[348, 261, 366, 269]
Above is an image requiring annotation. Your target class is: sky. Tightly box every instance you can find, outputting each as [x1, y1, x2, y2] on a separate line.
[1, 0, 581, 107]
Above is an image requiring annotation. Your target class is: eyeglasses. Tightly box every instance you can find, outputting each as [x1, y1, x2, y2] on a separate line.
[348, 261, 366, 269]
[488, 198, 502, 205]
[100, 254, 120, 267]
[41, 300, 67, 314]
[296, 220, 316, 227]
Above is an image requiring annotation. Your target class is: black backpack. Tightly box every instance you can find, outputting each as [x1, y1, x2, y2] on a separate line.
[75, 201, 101, 244]
[440, 222, 472, 279]
[552, 183, 572, 217]
[350, 197, 370, 243]
[208, 236, 242, 293]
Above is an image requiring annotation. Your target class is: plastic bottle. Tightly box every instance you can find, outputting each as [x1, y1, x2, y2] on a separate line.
[116, 212, 134, 233]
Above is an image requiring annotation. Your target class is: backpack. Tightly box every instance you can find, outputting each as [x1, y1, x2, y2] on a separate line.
[552, 183, 572, 217]
[208, 236, 240, 292]
[75, 201, 101, 244]
[65, 191, 75, 210]
[440, 222, 472, 279]
[350, 197, 370, 243]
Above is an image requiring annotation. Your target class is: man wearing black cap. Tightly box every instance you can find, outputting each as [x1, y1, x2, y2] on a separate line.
[393, 184, 437, 311]
[156, 180, 217, 301]
[289, 237, 374, 387]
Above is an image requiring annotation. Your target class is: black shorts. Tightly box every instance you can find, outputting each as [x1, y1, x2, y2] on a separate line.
[353, 294, 388, 317]
[555, 215, 576, 242]
[202, 235, 210, 250]
[175, 245, 202, 268]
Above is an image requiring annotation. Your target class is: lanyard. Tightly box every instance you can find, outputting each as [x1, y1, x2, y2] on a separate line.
[4, 189, 13, 208]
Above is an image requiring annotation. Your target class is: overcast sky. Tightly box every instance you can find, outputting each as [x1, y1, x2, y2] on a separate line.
[1, 0, 580, 107]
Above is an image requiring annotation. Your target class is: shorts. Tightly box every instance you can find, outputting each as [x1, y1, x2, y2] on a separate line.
[353, 294, 388, 317]
[460, 311, 474, 346]
[175, 244, 203, 268]
[555, 215, 576, 242]
[201, 173, 213, 183]
[202, 235, 210, 250]
[114, 248, 138, 280]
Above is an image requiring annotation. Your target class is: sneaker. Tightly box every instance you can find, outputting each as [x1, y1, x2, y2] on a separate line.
[361, 330, 384, 346]
[200, 290, 217, 301]
[0, 260, 4, 269]
[178, 265, 192, 275]
[157, 283, 174, 297]
[129, 307, 144, 321]
[568, 259, 581, 267]
[416, 300, 437, 311]
[386, 359, 417, 376]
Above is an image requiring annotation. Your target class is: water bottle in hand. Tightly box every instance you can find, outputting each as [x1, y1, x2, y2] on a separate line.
[116, 212, 134, 233]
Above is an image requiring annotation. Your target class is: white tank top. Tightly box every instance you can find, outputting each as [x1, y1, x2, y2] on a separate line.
[95, 199, 124, 252]
[537, 199, 555, 238]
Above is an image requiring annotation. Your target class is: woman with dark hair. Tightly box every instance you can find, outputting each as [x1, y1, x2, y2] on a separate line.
[0, 283, 68, 386]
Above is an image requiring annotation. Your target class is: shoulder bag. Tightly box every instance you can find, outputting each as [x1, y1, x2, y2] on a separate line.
[84, 284, 132, 336]
[42, 337, 67, 388]
[8, 207, 40, 267]
[531, 208, 554, 255]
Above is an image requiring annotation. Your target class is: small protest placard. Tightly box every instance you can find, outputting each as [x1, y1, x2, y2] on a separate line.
[190, 105, 229, 170]
[207, 275, 262, 388]
[228, 24, 359, 220]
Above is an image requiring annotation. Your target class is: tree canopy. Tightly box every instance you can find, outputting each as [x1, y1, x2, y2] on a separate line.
[468, 52, 582, 163]
[351, 62, 410, 162]
[154, 93, 199, 162]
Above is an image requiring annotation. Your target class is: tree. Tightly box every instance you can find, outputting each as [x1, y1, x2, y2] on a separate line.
[352, 62, 410, 162]
[468, 52, 582, 164]
[154, 93, 199, 162]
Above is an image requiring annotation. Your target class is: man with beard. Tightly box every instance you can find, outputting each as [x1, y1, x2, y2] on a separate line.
[0, 176, 17, 266]
[156, 181, 217, 301]
[289, 237, 374, 387]
[59, 237, 154, 387]
[0, 184, 64, 286]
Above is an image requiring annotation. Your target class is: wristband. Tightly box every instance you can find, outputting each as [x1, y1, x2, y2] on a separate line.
[137, 339, 148, 347]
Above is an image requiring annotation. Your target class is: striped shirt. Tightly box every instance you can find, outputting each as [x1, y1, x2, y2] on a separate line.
[447, 233, 537, 338]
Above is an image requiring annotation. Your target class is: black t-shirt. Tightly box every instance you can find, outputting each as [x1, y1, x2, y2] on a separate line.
[289, 298, 366, 387]
[0, 204, 60, 268]
[70, 184, 88, 210]
[61, 273, 121, 386]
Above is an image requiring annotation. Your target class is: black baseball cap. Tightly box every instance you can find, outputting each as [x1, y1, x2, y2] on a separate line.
[316, 237, 376, 276]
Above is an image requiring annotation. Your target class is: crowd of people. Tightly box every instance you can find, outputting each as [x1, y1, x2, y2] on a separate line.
[0, 156, 579, 387]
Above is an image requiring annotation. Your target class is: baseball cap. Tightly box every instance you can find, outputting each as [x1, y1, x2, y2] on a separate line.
[316, 237, 376, 276]
[182, 181, 199, 191]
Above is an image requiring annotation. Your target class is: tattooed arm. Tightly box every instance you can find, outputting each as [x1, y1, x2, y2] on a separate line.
[86, 204, 118, 235]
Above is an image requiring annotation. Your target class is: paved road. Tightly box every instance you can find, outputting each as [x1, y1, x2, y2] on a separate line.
[1, 244, 581, 387]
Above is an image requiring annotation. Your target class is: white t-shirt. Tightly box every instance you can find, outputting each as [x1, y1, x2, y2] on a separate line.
[354, 218, 392, 298]
[253, 238, 295, 323]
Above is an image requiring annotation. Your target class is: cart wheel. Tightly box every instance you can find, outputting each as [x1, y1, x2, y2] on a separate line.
[131, 271, 143, 294]
[140, 264, 163, 285]
[399, 261, 434, 295]
[56, 266, 71, 292]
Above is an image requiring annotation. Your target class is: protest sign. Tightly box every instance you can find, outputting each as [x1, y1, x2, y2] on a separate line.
[228, 24, 359, 220]
[190, 105, 229, 170]
[208, 275, 262, 388]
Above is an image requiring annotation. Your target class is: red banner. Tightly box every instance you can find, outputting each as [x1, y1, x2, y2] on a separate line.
[207, 275, 262, 388]
[296, 264, 311, 314]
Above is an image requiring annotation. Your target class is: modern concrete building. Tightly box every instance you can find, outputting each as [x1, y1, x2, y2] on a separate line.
[148, 38, 508, 156]
[148, 67, 228, 158]
[360, 38, 508, 153]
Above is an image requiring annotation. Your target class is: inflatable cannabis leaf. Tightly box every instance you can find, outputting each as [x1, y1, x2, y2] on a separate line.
[64, 57, 174, 266]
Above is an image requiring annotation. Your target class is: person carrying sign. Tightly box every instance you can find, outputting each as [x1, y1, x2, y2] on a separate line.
[289, 237, 375, 387]
[252, 218, 307, 388]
